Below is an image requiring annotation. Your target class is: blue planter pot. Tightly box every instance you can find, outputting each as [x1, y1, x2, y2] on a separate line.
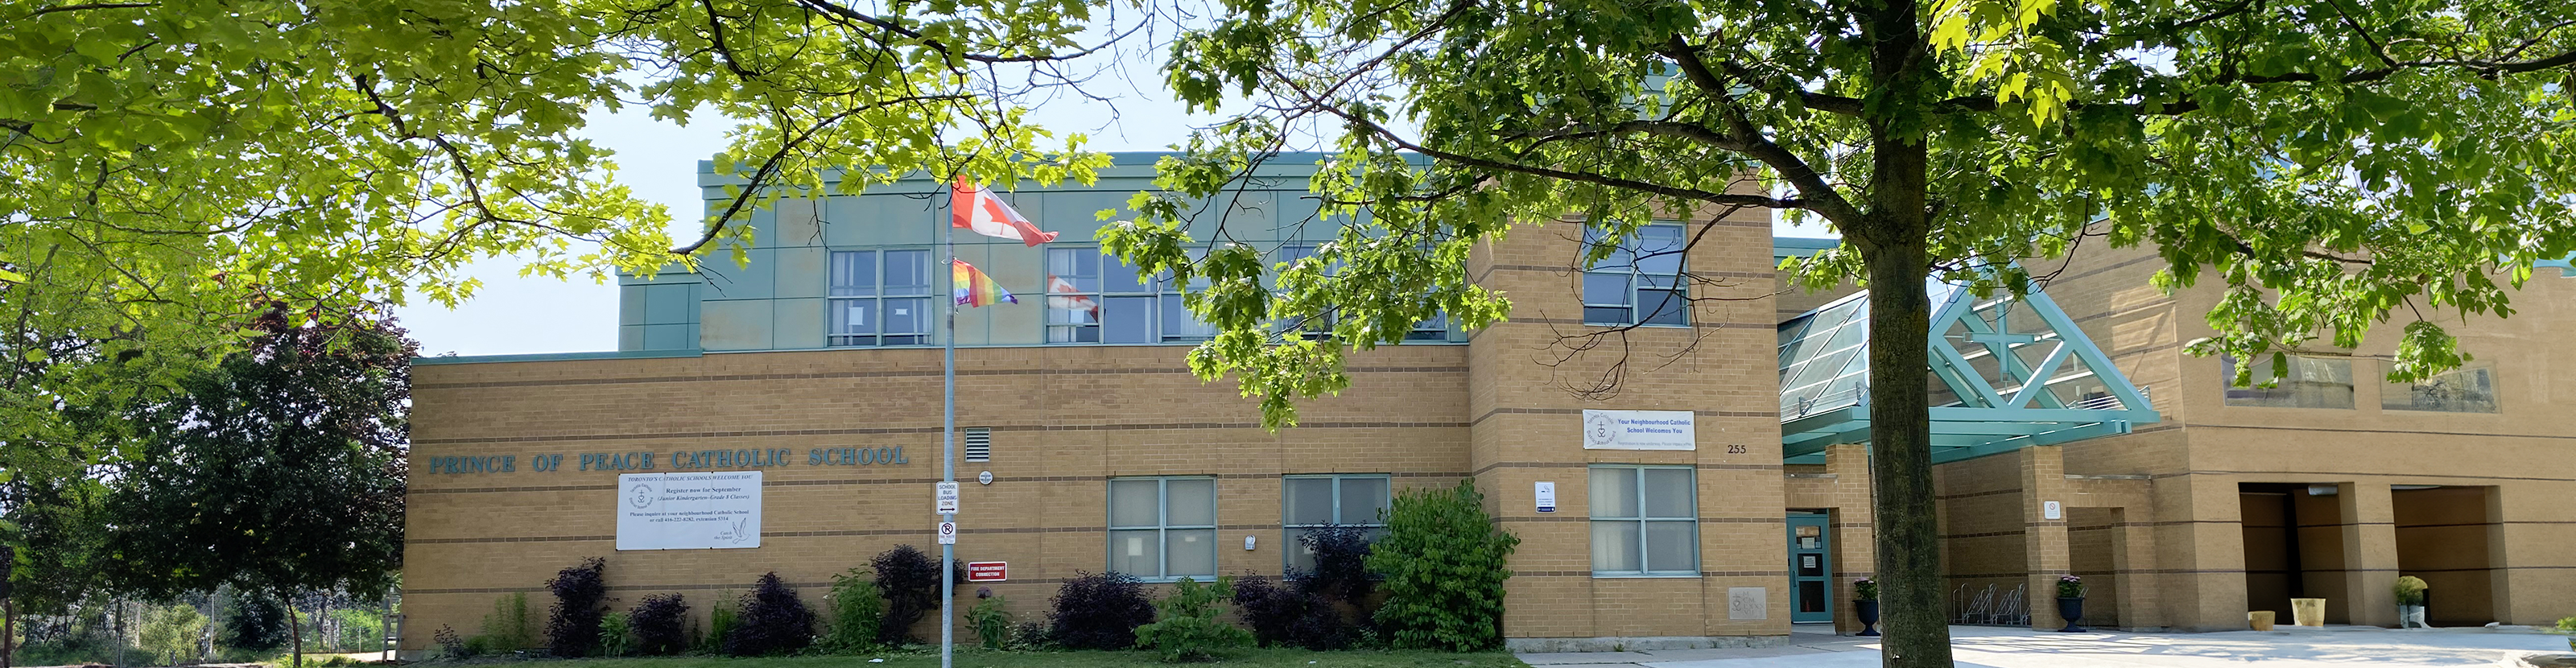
[1854, 600, 1880, 637]
[2058, 596, 2087, 633]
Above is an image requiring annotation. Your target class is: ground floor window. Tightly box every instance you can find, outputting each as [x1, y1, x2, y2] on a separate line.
[1108, 476, 1217, 580]
[1590, 465, 1698, 576]
[1282, 474, 1391, 573]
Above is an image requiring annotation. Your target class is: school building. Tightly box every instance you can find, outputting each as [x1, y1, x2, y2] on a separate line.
[400, 154, 2575, 654]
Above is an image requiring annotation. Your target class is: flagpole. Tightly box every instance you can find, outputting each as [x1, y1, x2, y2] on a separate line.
[940, 182, 959, 668]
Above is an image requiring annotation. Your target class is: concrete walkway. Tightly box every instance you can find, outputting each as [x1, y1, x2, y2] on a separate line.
[1516, 625, 2576, 667]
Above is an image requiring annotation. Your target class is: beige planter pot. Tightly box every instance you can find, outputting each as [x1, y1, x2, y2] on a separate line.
[2290, 598, 2327, 627]
[2248, 611, 2277, 631]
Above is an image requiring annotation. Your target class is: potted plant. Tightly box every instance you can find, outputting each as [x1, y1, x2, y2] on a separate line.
[1852, 578, 1880, 637]
[2392, 576, 2429, 629]
[2056, 575, 2087, 633]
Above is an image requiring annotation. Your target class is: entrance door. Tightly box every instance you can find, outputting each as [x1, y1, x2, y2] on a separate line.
[1789, 512, 1833, 623]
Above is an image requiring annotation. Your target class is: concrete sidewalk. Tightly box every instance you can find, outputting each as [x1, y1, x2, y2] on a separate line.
[1515, 625, 2576, 667]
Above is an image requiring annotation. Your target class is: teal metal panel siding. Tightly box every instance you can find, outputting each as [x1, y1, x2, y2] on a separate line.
[669, 152, 1443, 353]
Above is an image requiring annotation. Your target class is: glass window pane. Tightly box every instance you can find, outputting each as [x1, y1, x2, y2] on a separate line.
[1286, 526, 1319, 574]
[1283, 478, 1335, 526]
[1590, 468, 1638, 519]
[1798, 580, 1827, 612]
[1642, 468, 1695, 518]
[1109, 480, 1160, 527]
[884, 249, 931, 295]
[1633, 225, 1685, 275]
[1048, 294, 1100, 324]
[1591, 521, 1641, 572]
[1103, 295, 1158, 344]
[1644, 521, 1697, 572]
[1165, 529, 1217, 578]
[1584, 307, 1632, 325]
[1103, 253, 1149, 293]
[1047, 324, 1099, 344]
[1049, 249, 1100, 293]
[881, 297, 931, 335]
[830, 251, 877, 295]
[1337, 477, 1390, 526]
[1109, 529, 1161, 577]
[1583, 273, 1631, 306]
[829, 298, 876, 335]
[1161, 294, 1217, 340]
[1164, 478, 1216, 526]
[1640, 289, 1689, 326]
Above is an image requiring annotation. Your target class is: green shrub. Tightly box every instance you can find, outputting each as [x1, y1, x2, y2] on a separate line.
[819, 570, 886, 653]
[1366, 479, 1518, 652]
[2393, 575, 2429, 606]
[597, 611, 634, 657]
[332, 608, 385, 652]
[699, 600, 739, 652]
[2557, 616, 2574, 633]
[1133, 577, 1253, 662]
[226, 593, 292, 653]
[477, 592, 537, 652]
[968, 592, 1013, 650]
[139, 604, 209, 665]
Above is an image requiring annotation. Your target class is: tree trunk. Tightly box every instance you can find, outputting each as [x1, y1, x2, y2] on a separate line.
[1862, 240, 1955, 668]
[287, 594, 303, 668]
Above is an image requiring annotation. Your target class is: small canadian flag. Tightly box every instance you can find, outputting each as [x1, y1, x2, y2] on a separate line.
[951, 175, 1059, 246]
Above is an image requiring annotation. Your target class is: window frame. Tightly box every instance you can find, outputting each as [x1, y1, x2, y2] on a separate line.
[1588, 464, 1699, 578]
[2220, 353, 2357, 410]
[2382, 363, 2500, 414]
[1046, 246, 1220, 344]
[1279, 473, 1393, 574]
[827, 248, 936, 347]
[1580, 224, 1690, 328]
[1276, 242, 1452, 342]
[1104, 476, 1220, 582]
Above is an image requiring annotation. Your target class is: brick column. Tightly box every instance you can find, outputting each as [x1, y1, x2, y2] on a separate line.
[2336, 482, 2401, 627]
[2021, 447, 2074, 630]
[1822, 444, 1876, 634]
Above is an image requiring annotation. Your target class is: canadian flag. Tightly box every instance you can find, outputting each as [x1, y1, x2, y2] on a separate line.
[952, 175, 1059, 246]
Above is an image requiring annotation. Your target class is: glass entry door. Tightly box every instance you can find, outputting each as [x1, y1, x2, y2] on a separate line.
[1788, 512, 1833, 623]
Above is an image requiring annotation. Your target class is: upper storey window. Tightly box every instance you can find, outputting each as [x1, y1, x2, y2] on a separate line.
[828, 249, 934, 347]
[2222, 354, 2355, 409]
[1582, 225, 1689, 327]
[1045, 247, 1216, 344]
[1276, 243, 1448, 341]
[2383, 364, 2499, 413]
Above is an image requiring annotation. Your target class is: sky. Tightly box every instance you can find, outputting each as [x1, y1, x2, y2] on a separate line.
[393, 61, 1835, 357]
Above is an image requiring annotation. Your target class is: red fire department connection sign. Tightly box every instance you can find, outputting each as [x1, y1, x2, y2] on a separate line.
[966, 562, 1007, 582]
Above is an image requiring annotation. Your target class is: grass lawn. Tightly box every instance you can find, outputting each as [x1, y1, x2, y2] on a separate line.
[530, 649, 1529, 668]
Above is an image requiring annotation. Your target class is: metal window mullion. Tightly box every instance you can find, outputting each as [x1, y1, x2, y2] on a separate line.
[1155, 478, 1170, 579]
[1633, 468, 1651, 575]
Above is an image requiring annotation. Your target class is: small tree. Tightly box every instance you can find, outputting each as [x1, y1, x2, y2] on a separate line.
[545, 558, 610, 657]
[98, 309, 410, 668]
[1367, 480, 1517, 652]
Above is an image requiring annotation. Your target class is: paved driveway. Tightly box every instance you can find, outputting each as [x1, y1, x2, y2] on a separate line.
[1517, 625, 2574, 667]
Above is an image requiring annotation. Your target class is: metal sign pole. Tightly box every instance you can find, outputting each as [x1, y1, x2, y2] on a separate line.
[939, 183, 959, 668]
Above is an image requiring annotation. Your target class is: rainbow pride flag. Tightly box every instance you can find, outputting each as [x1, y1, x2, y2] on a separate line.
[952, 259, 1018, 307]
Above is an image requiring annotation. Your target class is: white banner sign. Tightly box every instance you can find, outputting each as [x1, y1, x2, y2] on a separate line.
[1582, 410, 1697, 450]
[617, 471, 763, 550]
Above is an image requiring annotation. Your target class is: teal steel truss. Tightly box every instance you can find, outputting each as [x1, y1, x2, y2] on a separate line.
[1777, 279, 2160, 464]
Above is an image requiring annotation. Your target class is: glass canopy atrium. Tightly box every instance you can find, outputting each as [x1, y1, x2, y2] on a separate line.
[1777, 280, 2160, 464]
